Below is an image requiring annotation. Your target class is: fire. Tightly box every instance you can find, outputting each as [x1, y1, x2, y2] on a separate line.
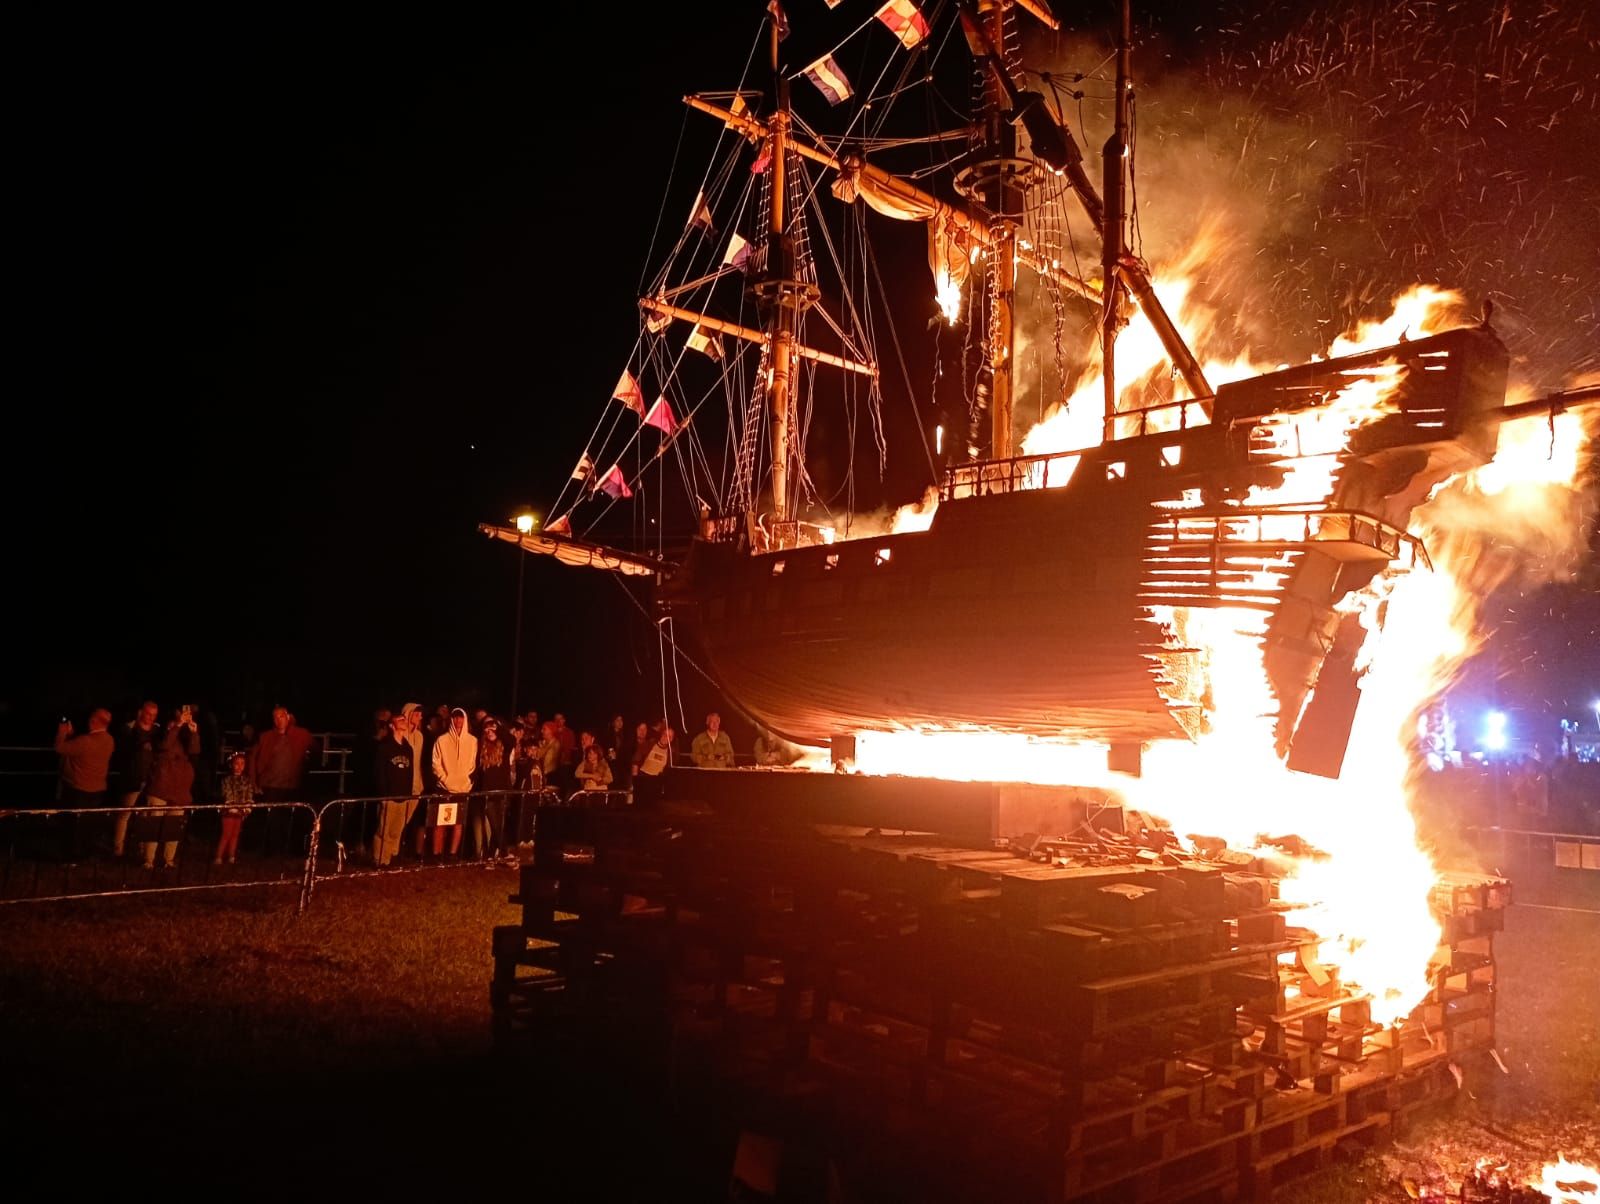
[1532, 1157, 1600, 1203]
[934, 269, 962, 325]
[889, 486, 940, 534]
[836, 281, 1596, 1030]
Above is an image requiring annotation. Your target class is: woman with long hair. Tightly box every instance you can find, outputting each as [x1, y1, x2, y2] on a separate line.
[472, 717, 513, 859]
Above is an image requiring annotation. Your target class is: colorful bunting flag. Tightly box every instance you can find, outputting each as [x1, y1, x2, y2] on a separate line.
[767, 0, 789, 41]
[645, 304, 671, 334]
[723, 232, 751, 271]
[643, 395, 678, 436]
[875, 0, 930, 49]
[545, 514, 572, 535]
[688, 324, 725, 361]
[825, 0, 844, 7]
[958, 10, 987, 56]
[571, 452, 595, 482]
[802, 54, 853, 106]
[750, 138, 773, 175]
[597, 465, 633, 499]
[730, 93, 748, 117]
[612, 368, 644, 415]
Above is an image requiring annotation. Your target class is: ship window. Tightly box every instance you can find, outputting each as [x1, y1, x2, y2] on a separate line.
[874, 547, 891, 566]
[1160, 445, 1182, 467]
[825, 552, 840, 570]
[771, 559, 786, 577]
[1105, 461, 1126, 480]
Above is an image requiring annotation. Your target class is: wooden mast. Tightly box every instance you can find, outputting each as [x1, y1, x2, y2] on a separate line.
[1101, 0, 1130, 443]
[766, 13, 798, 528]
[980, 0, 1018, 460]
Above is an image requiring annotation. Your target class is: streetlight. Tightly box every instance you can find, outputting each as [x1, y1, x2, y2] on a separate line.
[511, 510, 537, 716]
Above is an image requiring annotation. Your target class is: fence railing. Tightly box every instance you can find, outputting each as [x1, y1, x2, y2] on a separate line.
[0, 786, 629, 912]
[1466, 825, 1600, 909]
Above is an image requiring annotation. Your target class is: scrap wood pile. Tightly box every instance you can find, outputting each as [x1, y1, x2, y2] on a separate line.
[491, 802, 1510, 1202]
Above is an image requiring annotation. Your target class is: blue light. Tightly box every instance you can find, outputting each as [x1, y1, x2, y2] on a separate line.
[1484, 711, 1508, 751]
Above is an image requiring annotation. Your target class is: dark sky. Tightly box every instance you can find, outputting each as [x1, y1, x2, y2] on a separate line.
[12, 2, 1598, 742]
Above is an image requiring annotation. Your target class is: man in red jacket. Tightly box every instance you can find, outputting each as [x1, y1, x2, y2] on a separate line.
[250, 706, 314, 803]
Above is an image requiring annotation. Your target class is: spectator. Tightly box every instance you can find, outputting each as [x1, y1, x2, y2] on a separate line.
[553, 712, 576, 767]
[214, 752, 254, 865]
[629, 721, 652, 780]
[143, 720, 197, 869]
[400, 702, 426, 798]
[610, 717, 637, 789]
[753, 728, 802, 767]
[250, 706, 314, 802]
[603, 714, 627, 762]
[473, 717, 513, 858]
[112, 701, 162, 858]
[691, 711, 736, 769]
[53, 708, 115, 859]
[574, 744, 613, 795]
[633, 724, 674, 806]
[371, 714, 416, 868]
[537, 721, 563, 791]
[427, 707, 476, 858]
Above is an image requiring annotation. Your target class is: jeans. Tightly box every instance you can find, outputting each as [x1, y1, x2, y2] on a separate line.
[140, 794, 183, 868]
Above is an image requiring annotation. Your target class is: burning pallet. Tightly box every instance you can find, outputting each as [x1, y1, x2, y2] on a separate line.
[490, 802, 1509, 1202]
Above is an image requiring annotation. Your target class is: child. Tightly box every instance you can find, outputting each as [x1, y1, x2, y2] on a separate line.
[215, 751, 253, 864]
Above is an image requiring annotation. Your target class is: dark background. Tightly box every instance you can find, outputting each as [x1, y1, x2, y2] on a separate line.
[9, 1, 1597, 747]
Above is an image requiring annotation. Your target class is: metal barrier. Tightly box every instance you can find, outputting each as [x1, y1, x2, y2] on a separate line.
[1467, 825, 1600, 909]
[0, 787, 642, 912]
[0, 800, 318, 906]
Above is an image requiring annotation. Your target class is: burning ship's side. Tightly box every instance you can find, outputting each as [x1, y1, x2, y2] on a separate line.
[664, 325, 1510, 773]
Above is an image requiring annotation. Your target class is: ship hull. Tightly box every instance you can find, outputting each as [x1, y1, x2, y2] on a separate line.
[666, 479, 1199, 748]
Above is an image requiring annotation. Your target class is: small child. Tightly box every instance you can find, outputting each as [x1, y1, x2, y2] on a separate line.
[215, 752, 253, 864]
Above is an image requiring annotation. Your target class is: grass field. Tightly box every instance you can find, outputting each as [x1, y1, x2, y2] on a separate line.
[2, 871, 1595, 1200]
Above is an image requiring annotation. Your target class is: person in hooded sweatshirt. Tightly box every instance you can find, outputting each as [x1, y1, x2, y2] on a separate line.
[427, 707, 477, 858]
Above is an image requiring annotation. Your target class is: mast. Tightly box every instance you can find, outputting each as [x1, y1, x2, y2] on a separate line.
[1102, 0, 1130, 443]
[979, 0, 1019, 460]
[766, 15, 798, 527]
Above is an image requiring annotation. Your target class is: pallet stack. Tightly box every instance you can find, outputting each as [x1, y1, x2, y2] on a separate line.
[490, 806, 1509, 1202]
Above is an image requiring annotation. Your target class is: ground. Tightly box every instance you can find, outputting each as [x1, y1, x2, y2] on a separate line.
[2, 871, 1595, 1200]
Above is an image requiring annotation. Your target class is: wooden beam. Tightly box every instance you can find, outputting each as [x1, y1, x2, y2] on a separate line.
[639, 296, 877, 377]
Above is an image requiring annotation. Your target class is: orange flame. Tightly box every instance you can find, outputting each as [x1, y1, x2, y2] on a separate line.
[1532, 1156, 1600, 1203]
[835, 280, 1594, 1028]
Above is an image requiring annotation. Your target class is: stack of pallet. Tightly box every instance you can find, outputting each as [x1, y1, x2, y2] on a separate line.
[489, 807, 1509, 1202]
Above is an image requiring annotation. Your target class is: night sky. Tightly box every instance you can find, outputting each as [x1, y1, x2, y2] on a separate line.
[12, 2, 1598, 744]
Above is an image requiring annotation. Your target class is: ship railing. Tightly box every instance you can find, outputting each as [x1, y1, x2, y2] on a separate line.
[1147, 505, 1430, 570]
[940, 450, 1085, 501]
[1108, 395, 1212, 441]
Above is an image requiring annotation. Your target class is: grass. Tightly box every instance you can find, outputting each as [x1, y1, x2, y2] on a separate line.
[2, 870, 1596, 1200]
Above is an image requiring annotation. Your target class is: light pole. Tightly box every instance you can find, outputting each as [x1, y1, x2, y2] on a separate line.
[511, 511, 536, 716]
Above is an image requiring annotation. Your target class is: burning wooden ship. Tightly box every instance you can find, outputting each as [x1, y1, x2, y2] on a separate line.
[480, 0, 1589, 775]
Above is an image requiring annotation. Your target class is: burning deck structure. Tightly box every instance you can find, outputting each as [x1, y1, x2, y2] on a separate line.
[491, 780, 1510, 1202]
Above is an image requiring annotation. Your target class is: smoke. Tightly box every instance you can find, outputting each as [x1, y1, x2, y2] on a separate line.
[1016, 0, 1599, 440]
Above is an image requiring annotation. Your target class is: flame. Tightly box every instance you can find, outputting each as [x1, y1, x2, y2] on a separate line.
[934, 269, 962, 325]
[1532, 1157, 1600, 1203]
[890, 486, 940, 534]
[831, 280, 1595, 1030]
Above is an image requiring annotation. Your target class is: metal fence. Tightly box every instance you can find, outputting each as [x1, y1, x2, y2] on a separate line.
[1467, 825, 1600, 909]
[0, 786, 629, 912]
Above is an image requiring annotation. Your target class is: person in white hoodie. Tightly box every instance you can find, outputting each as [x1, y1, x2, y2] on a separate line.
[427, 707, 477, 858]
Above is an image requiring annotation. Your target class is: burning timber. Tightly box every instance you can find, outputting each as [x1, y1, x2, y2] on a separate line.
[492, 780, 1511, 1203]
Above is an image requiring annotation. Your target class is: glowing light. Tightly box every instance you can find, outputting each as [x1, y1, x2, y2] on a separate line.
[514, 512, 537, 535]
[936, 424, 945, 455]
[1483, 711, 1508, 751]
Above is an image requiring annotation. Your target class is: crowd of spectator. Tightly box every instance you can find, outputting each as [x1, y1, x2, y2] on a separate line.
[46, 697, 801, 870]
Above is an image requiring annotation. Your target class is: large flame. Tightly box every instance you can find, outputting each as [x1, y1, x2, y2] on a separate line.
[839, 281, 1594, 1028]
[1532, 1157, 1600, 1203]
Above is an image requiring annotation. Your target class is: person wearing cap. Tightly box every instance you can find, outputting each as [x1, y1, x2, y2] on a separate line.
[427, 707, 476, 858]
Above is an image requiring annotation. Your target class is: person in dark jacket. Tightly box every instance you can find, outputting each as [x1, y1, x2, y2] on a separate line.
[112, 701, 162, 857]
[472, 718, 514, 859]
[142, 723, 197, 869]
[371, 714, 416, 868]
